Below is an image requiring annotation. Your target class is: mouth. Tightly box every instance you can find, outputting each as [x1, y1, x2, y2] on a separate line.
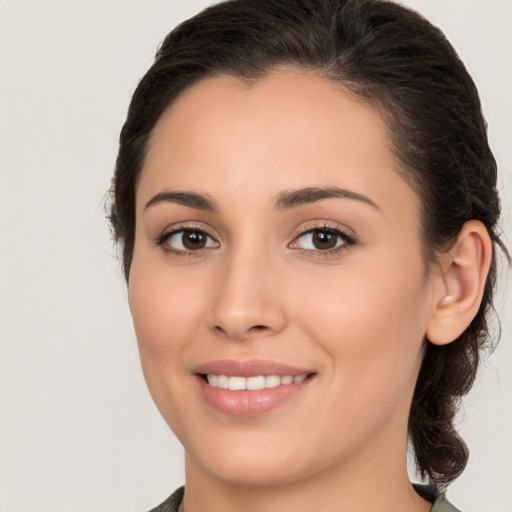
[193, 359, 316, 417]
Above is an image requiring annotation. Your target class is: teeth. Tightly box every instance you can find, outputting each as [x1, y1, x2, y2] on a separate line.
[265, 375, 280, 388]
[247, 375, 265, 390]
[228, 376, 246, 390]
[217, 375, 229, 389]
[207, 374, 218, 387]
[206, 374, 308, 390]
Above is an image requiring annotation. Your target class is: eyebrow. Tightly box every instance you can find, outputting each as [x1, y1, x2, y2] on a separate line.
[144, 186, 380, 213]
[275, 186, 380, 211]
[144, 191, 217, 212]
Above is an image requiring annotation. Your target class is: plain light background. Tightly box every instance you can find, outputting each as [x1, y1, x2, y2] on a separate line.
[0, 1, 510, 511]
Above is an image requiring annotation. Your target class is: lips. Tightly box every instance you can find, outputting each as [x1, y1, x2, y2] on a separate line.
[193, 359, 315, 417]
[194, 359, 313, 377]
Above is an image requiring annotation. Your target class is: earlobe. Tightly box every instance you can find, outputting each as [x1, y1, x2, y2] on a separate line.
[426, 220, 493, 346]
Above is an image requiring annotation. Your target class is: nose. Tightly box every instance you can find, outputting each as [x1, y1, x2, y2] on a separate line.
[206, 247, 287, 341]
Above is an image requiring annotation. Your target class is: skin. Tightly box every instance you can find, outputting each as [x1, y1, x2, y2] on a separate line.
[128, 71, 455, 512]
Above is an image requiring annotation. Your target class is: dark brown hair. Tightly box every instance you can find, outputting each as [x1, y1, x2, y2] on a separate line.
[109, 0, 507, 486]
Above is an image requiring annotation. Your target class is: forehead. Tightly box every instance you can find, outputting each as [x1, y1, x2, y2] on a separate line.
[139, 71, 419, 221]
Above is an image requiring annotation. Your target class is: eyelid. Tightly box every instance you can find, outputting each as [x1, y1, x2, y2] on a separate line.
[154, 220, 356, 257]
[288, 222, 357, 254]
[156, 222, 220, 255]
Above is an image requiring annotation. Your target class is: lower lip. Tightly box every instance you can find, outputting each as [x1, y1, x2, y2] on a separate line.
[197, 376, 312, 417]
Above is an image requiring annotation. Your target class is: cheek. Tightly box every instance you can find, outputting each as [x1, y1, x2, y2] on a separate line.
[128, 253, 206, 352]
[127, 253, 208, 412]
[300, 254, 430, 410]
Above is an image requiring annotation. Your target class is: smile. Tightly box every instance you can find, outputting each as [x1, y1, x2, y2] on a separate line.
[194, 360, 315, 417]
[206, 374, 308, 390]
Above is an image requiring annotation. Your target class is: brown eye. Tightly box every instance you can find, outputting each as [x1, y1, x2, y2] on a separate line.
[311, 230, 338, 250]
[291, 227, 355, 253]
[182, 230, 207, 250]
[163, 229, 218, 253]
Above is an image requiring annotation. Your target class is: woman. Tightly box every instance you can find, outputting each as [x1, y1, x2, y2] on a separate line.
[109, 1, 507, 510]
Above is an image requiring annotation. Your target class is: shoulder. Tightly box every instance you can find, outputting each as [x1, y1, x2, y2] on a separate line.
[431, 494, 462, 512]
[146, 486, 184, 512]
[413, 483, 462, 512]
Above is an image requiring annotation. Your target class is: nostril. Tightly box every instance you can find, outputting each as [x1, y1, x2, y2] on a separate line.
[246, 324, 271, 335]
[212, 323, 271, 341]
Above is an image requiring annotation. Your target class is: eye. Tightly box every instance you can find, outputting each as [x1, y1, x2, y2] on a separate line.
[160, 228, 219, 253]
[290, 227, 355, 253]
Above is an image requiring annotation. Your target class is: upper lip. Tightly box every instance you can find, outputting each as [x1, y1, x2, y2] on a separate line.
[193, 359, 314, 377]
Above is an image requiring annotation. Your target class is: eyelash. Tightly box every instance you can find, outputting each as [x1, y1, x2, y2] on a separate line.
[156, 225, 218, 257]
[291, 224, 357, 257]
[155, 223, 357, 257]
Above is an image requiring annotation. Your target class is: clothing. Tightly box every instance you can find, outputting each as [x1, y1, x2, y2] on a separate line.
[147, 486, 183, 512]
[147, 484, 462, 512]
[413, 483, 462, 512]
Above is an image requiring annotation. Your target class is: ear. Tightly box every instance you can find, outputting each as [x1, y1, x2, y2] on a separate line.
[426, 220, 493, 346]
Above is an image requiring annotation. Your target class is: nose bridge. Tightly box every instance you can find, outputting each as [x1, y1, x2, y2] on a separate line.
[207, 237, 286, 340]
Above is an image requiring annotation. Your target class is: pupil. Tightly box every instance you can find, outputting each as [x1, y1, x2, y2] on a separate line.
[312, 230, 337, 250]
[182, 230, 206, 250]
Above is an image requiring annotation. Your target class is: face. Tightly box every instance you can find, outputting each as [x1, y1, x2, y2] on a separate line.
[129, 71, 437, 487]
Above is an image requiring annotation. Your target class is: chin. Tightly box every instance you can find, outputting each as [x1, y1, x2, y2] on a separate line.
[186, 430, 316, 487]
[207, 456, 308, 487]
